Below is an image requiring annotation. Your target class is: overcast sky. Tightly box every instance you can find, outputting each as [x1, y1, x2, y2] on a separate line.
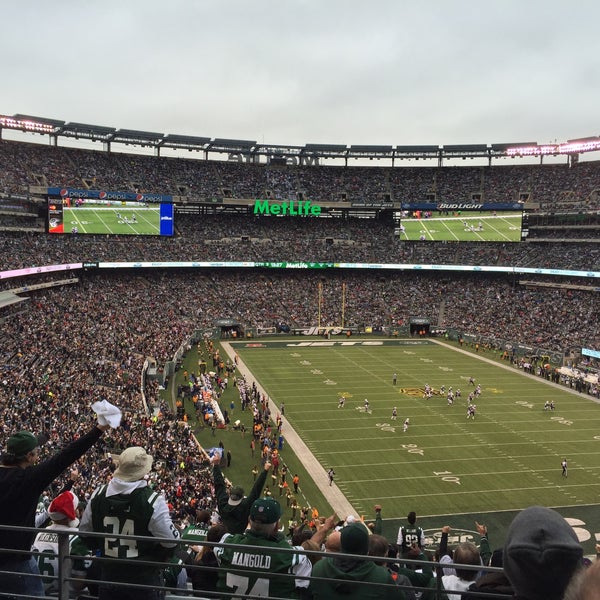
[3, 0, 600, 148]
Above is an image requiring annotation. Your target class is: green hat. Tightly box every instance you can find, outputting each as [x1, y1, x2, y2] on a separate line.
[250, 498, 282, 524]
[7, 431, 39, 457]
[341, 522, 370, 555]
[228, 486, 245, 506]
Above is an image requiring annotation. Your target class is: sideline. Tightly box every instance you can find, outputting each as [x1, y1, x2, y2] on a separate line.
[431, 339, 595, 401]
[221, 341, 357, 520]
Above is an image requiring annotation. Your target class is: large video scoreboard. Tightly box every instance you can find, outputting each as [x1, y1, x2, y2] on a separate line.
[46, 188, 174, 237]
[398, 202, 527, 242]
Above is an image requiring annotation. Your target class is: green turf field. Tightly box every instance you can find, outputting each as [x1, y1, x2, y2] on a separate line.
[63, 205, 160, 234]
[227, 338, 600, 550]
[399, 211, 522, 241]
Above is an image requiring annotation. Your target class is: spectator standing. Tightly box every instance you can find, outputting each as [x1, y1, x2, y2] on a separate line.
[469, 546, 513, 599]
[397, 511, 425, 564]
[0, 422, 109, 598]
[185, 523, 227, 595]
[212, 453, 271, 533]
[368, 533, 417, 600]
[79, 446, 180, 600]
[31, 490, 89, 596]
[310, 521, 404, 599]
[503, 505, 583, 600]
[421, 530, 483, 600]
[215, 497, 312, 599]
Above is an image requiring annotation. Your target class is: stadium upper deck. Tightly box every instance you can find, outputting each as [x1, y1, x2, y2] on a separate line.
[0, 137, 599, 212]
[0, 133, 598, 275]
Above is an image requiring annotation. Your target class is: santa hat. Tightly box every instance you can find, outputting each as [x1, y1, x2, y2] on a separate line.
[48, 491, 79, 527]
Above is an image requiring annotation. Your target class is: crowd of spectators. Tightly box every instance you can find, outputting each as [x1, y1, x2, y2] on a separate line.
[0, 219, 599, 273]
[0, 269, 598, 352]
[0, 137, 599, 597]
[2, 138, 600, 209]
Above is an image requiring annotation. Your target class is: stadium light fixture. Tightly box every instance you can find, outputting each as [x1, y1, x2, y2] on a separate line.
[506, 139, 600, 157]
[0, 116, 55, 134]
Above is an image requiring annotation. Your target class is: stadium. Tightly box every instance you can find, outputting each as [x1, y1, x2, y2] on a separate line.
[1, 113, 599, 598]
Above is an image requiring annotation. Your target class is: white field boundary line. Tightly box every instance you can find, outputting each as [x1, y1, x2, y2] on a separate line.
[220, 341, 357, 520]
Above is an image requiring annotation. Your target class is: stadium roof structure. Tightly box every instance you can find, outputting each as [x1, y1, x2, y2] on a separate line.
[396, 145, 440, 152]
[348, 144, 394, 159]
[394, 145, 441, 160]
[490, 142, 537, 152]
[207, 138, 257, 152]
[442, 144, 488, 153]
[1, 112, 598, 164]
[304, 143, 347, 153]
[253, 143, 306, 155]
[160, 133, 212, 151]
[60, 122, 117, 141]
[112, 129, 164, 147]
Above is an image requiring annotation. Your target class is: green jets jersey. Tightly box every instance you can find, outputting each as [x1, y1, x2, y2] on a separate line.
[89, 484, 172, 583]
[181, 523, 209, 543]
[215, 530, 311, 599]
[400, 525, 424, 554]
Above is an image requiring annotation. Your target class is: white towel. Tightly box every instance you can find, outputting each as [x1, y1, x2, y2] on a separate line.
[91, 400, 122, 428]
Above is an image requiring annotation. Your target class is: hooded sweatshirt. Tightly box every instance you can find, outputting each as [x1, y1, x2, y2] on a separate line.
[310, 556, 405, 600]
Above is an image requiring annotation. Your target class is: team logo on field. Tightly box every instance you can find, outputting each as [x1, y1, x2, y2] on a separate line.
[400, 387, 428, 397]
[423, 528, 479, 552]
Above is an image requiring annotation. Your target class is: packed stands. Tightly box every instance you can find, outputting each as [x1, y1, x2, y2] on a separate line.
[0, 135, 598, 598]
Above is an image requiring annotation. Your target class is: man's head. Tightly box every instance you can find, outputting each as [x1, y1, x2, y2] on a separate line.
[368, 533, 390, 559]
[503, 506, 583, 600]
[407, 511, 417, 525]
[340, 522, 370, 555]
[113, 447, 153, 482]
[196, 509, 212, 524]
[4, 431, 40, 466]
[291, 523, 313, 546]
[452, 541, 481, 581]
[228, 486, 245, 506]
[206, 523, 228, 544]
[249, 498, 282, 533]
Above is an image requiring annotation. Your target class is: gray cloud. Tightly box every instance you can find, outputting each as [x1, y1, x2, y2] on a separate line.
[3, 0, 600, 146]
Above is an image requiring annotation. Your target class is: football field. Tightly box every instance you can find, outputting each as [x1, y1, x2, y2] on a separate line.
[63, 205, 160, 235]
[230, 338, 600, 550]
[399, 211, 522, 241]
